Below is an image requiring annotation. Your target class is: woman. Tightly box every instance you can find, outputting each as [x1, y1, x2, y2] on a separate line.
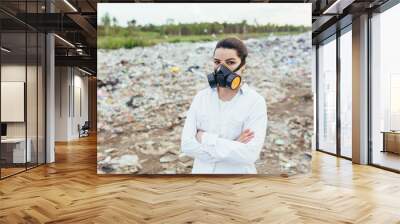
[181, 37, 267, 174]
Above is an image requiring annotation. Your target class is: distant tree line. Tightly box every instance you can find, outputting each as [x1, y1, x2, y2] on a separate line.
[99, 13, 310, 37]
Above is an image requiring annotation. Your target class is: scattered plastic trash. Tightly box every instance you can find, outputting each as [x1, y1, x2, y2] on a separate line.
[97, 32, 313, 175]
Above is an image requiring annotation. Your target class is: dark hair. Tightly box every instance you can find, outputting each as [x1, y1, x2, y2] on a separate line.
[214, 37, 248, 68]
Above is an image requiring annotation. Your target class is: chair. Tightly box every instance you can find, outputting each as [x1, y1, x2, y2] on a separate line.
[79, 121, 90, 138]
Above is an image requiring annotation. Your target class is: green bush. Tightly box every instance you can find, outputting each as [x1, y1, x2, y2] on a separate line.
[98, 31, 308, 49]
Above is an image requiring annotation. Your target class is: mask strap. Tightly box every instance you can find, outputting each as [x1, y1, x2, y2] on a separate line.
[233, 59, 245, 73]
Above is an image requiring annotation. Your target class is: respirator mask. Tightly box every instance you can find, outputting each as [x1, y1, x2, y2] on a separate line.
[207, 63, 243, 90]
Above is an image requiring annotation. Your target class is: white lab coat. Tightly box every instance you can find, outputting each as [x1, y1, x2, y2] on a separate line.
[180, 84, 267, 174]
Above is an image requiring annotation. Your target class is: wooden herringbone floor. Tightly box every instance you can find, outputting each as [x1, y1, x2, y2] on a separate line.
[1, 135, 400, 224]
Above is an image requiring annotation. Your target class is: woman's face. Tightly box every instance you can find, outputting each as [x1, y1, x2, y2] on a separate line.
[213, 48, 245, 74]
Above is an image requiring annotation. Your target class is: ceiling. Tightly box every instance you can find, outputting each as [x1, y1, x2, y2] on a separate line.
[0, 0, 97, 75]
[310, 0, 390, 44]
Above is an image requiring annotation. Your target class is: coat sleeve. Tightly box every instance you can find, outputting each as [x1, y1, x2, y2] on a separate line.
[201, 98, 267, 164]
[180, 93, 218, 162]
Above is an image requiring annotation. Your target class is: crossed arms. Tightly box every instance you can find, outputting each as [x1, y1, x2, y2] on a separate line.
[180, 95, 267, 164]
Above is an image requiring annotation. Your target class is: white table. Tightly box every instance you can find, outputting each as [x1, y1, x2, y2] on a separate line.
[1, 138, 31, 163]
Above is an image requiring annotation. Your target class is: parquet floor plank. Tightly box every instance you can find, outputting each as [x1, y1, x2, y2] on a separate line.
[0, 135, 399, 223]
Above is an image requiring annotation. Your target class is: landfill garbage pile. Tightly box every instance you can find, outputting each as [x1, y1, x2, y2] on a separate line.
[97, 32, 313, 175]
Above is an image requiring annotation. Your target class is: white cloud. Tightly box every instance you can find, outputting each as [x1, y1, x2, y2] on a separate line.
[98, 3, 311, 27]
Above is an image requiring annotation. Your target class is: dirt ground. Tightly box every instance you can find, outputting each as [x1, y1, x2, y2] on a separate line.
[97, 32, 313, 175]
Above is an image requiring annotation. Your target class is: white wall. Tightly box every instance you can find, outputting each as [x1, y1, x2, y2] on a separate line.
[55, 66, 69, 141]
[1, 65, 39, 138]
[1, 82, 25, 122]
[72, 73, 89, 138]
[1, 63, 46, 164]
[54, 67, 89, 141]
[1, 65, 26, 139]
